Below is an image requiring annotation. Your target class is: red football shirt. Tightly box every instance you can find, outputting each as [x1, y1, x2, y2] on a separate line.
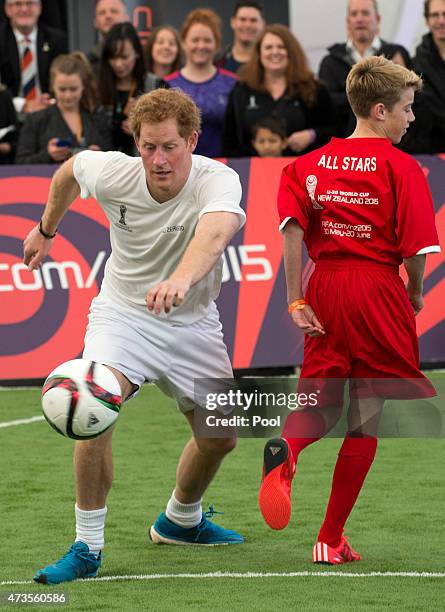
[278, 137, 440, 265]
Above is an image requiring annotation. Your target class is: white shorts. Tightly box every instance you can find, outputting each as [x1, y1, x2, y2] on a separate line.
[83, 294, 233, 412]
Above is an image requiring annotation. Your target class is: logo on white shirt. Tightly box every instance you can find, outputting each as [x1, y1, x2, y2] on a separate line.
[119, 205, 127, 225]
[114, 204, 133, 232]
[163, 225, 185, 234]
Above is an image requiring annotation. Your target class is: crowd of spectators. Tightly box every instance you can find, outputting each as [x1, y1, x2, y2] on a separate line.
[0, 0, 444, 165]
[222, 24, 335, 157]
[16, 51, 111, 163]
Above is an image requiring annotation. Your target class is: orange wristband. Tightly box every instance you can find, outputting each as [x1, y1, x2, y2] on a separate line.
[288, 299, 306, 314]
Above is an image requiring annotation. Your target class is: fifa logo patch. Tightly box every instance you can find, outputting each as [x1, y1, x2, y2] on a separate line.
[306, 175, 323, 210]
[114, 204, 133, 232]
[119, 205, 127, 225]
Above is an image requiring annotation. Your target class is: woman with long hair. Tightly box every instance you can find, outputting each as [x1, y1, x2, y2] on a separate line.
[165, 9, 238, 157]
[99, 22, 166, 155]
[222, 24, 336, 157]
[98, 22, 146, 155]
[16, 52, 111, 164]
[145, 25, 182, 79]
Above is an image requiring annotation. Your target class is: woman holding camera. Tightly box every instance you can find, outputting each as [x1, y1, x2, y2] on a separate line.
[16, 52, 111, 164]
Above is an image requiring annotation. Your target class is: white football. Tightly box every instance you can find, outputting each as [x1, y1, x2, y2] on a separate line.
[41, 359, 122, 439]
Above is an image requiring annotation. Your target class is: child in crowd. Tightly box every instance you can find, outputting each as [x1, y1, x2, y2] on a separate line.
[251, 116, 287, 157]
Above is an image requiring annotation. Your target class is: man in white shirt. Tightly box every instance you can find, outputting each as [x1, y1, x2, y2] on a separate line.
[24, 88, 246, 585]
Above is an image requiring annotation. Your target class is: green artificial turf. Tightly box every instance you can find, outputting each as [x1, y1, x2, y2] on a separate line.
[0, 383, 444, 611]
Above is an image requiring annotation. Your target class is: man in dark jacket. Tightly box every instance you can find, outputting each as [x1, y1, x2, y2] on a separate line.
[0, 0, 67, 116]
[318, 0, 411, 137]
[215, 1, 265, 74]
[0, 85, 18, 163]
[413, 0, 445, 153]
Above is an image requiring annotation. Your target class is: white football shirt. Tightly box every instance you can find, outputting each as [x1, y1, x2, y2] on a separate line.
[73, 150, 245, 324]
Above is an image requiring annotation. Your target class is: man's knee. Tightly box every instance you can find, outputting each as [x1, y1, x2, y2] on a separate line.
[347, 397, 383, 437]
[75, 424, 115, 452]
[105, 365, 136, 400]
[194, 435, 237, 456]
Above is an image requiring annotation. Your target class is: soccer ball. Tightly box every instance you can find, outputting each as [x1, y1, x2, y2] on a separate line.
[41, 359, 122, 440]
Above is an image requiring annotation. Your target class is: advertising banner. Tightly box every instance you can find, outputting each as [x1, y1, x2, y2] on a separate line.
[1, 156, 444, 380]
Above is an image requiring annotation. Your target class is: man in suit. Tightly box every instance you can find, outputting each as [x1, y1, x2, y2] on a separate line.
[0, 0, 68, 116]
[318, 0, 411, 137]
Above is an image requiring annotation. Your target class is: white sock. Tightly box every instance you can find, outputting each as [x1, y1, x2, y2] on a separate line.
[75, 505, 107, 555]
[165, 490, 202, 528]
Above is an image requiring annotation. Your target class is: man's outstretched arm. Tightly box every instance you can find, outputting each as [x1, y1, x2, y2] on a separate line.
[146, 211, 241, 315]
[23, 156, 80, 271]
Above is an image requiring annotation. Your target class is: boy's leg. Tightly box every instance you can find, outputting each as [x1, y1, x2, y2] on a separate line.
[283, 402, 343, 461]
[314, 397, 382, 564]
[259, 403, 343, 530]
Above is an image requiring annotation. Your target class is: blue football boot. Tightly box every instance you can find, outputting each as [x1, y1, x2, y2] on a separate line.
[149, 506, 244, 545]
[34, 541, 101, 584]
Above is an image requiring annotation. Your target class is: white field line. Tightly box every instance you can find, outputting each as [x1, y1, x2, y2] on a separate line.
[0, 415, 44, 428]
[0, 387, 40, 391]
[2, 570, 445, 586]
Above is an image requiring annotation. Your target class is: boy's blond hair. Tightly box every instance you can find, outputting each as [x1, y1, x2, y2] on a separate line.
[346, 56, 422, 118]
[130, 88, 201, 140]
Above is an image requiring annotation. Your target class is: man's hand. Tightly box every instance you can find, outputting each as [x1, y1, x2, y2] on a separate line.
[145, 276, 191, 315]
[23, 225, 53, 271]
[23, 157, 79, 269]
[24, 93, 52, 114]
[0, 142, 11, 156]
[406, 283, 424, 315]
[290, 304, 325, 337]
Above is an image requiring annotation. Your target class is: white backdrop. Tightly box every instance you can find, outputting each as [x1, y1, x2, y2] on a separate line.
[289, 0, 428, 73]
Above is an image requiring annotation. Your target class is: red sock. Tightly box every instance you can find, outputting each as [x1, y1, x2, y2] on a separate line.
[317, 434, 378, 548]
[282, 410, 326, 462]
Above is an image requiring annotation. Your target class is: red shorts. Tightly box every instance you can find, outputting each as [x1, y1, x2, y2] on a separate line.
[299, 259, 435, 402]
